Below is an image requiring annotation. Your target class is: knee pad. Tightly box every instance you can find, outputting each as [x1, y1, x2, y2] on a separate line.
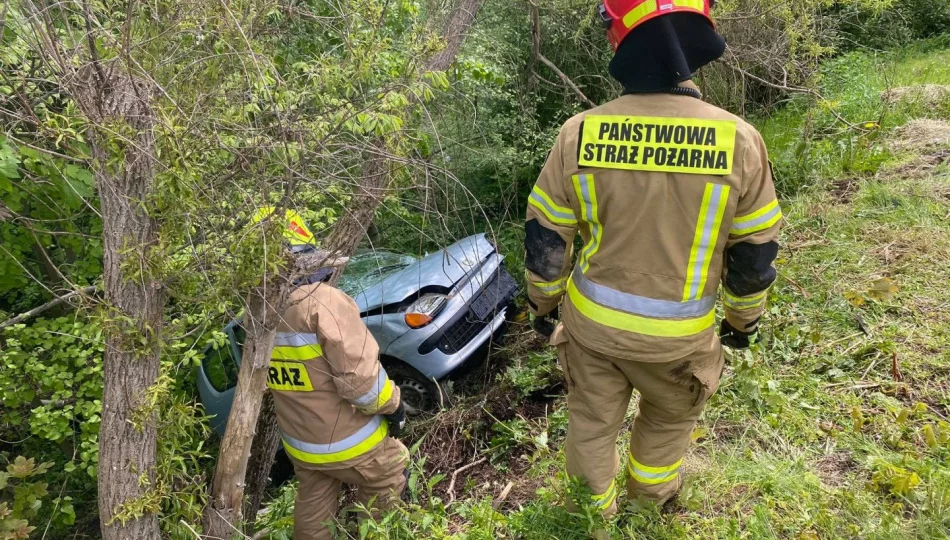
[525, 219, 567, 281]
[725, 241, 778, 296]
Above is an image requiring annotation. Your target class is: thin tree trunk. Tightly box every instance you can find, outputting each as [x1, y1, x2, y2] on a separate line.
[243, 392, 281, 528]
[25, 2, 166, 535]
[84, 70, 163, 540]
[203, 281, 286, 538]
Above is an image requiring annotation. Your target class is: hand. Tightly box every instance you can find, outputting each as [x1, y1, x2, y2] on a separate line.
[719, 319, 758, 349]
[384, 401, 407, 438]
[531, 312, 557, 338]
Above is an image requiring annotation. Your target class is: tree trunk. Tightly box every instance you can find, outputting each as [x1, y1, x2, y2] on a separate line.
[243, 391, 282, 528]
[203, 282, 286, 538]
[82, 70, 163, 540]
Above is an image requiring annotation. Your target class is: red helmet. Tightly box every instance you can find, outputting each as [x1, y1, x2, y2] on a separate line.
[599, 0, 715, 52]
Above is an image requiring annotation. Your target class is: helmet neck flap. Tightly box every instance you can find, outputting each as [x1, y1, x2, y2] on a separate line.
[600, 0, 725, 93]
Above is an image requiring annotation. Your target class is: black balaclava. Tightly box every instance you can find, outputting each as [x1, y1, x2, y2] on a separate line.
[608, 12, 725, 93]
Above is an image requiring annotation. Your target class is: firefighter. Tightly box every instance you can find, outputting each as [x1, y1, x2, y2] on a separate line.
[253, 208, 409, 540]
[524, 0, 781, 518]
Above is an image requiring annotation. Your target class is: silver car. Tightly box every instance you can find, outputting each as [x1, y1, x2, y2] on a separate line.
[197, 233, 518, 436]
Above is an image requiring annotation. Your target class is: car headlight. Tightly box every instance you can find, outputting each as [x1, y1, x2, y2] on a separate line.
[404, 294, 448, 329]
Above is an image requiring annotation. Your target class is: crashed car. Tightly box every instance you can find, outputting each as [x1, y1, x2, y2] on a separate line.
[197, 233, 518, 436]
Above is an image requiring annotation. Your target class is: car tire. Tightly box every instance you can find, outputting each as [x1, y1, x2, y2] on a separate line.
[384, 361, 445, 417]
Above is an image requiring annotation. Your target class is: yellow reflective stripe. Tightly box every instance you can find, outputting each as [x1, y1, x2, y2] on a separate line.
[568, 279, 714, 338]
[573, 174, 602, 273]
[683, 185, 713, 301]
[358, 379, 395, 414]
[529, 185, 577, 226]
[622, 0, 657, 28]
[529, 272, 567, 296]
[673, 0, 704, 11]
[730, 200, 782, 236]
[282, 420, 388, 464]
[271, 343, 323, 361]
[627, 456, 683, 485]
[723, 289, 767, 310]
[683, 184, 731, 301]
[592, 481, 618, 510]
[696, 185, 730, 298]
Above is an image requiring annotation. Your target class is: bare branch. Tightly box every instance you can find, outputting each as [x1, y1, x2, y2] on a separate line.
[0, 286, 98, 330]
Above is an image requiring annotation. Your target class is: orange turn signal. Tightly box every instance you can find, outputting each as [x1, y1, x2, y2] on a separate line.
[405, 313, 434, 329]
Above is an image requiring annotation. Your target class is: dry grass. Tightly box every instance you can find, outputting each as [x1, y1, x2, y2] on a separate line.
[882, 84, 950, 107]
[888, 119, 950, 151]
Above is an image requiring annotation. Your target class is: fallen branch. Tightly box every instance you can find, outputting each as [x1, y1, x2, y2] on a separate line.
[0, 286, 98, 330]
[722, 58, 868, 131]
[537, 54, 597, 109]
[446, 457, 487, 506]
[777, 270, 810, 299]
[527, 1, 596, 109]
[492, 480, 515, 510]
[250, 528, 272, 540]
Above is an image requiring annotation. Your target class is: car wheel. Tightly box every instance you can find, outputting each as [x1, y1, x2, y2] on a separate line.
[385, 362, 442, 417]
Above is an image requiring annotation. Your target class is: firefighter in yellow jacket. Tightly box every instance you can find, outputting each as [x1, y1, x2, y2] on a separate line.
[524, 0, 781, 515]
[255, 208, 408, 540]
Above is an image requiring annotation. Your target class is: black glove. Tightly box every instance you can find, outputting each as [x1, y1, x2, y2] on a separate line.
[719, 319, 759, 349]
[532, 312, 557, 338]
[384, 401, 406, 438]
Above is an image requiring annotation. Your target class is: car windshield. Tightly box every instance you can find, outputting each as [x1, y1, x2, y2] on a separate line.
[337, 250, 417, 296]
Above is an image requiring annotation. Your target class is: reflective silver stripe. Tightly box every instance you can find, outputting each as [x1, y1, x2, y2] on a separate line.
[731, 202, 782, 235]
[572, 268, 716, 318]
[576, 174, 601, 270]
[281, 415, 383, 455]
[686, 184, 726, 300]
[529, 190, 576, 222]
[592, 481, 618, 508]
[631, 467, 679, 480]
[350, 369, 389, 408]
[724, 297, 764, 309]
[274, 332, 320, 347]
[535, 279, 566, 295]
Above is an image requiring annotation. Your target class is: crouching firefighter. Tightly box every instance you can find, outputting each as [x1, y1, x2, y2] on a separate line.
[253, 208, 409, 540]
[524, 0, 782, 518]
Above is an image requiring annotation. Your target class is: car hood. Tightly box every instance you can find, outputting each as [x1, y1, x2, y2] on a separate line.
[351, 233, 496, 312]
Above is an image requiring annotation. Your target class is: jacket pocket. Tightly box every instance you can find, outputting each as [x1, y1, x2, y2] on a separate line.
[550, 323, 574, 389]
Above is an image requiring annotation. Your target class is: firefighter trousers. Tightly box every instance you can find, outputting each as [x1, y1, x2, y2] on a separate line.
[290, 436, 409, 540]
[555, 326, 724, 515]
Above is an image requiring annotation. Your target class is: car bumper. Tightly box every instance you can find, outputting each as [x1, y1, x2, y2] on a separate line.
[383, 256, 517, 380]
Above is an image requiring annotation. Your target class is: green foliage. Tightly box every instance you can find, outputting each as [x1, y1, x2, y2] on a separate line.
[0, 136, 101, 312]
[835, 0, 950, 50]
[0, 455, 63, 540]
[758, 39, 950, 195]
[504, 349, 560, 398]
[0, 318, 104, 476]
[488, 416, 550, 466]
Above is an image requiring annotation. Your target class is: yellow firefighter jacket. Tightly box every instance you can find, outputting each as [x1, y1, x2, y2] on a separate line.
[269, 282, 401, 466]
[526, 82, 782, 362]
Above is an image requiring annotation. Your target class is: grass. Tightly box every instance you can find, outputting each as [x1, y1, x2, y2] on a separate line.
[257, 39, 950, 540]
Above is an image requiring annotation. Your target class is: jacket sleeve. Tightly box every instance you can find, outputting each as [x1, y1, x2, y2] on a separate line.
[721, 130, 782, 332]
[307, 286, 400, 415]
[525, 126, 578, 317]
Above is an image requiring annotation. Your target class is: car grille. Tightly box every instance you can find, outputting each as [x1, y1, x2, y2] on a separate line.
[436, 269, 518, 354]
[437, 314, 489, 354]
